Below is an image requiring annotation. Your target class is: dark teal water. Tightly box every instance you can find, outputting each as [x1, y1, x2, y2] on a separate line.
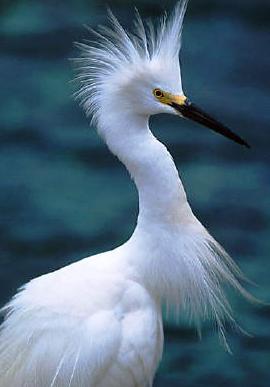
[0, 1, 269, 386]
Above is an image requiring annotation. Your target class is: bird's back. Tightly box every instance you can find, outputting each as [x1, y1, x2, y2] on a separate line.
[0, 250, 163, 387]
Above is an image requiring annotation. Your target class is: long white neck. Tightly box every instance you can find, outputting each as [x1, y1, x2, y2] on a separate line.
[99, 111, 193, 228]
[97, 111, 247, 340]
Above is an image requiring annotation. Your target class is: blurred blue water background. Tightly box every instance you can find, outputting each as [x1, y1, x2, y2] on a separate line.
[0, 0, 269, 386]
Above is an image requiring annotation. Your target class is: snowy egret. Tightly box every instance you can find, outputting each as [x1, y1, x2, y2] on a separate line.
[0, 1, 252, 386]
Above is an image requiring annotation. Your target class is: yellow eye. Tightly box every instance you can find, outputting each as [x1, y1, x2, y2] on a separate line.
[153, 88, 164, 98]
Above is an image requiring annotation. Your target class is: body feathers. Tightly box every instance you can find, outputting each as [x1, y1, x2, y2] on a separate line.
[0, 1, 250, 386]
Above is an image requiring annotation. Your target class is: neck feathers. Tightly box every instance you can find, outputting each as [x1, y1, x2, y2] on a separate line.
[131, 223, 252, 349]
[101, 112, 252, 348]
[100, 112, 191, 226]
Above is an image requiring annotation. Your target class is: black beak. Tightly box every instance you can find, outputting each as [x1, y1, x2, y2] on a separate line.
[170, 99, 250, 148]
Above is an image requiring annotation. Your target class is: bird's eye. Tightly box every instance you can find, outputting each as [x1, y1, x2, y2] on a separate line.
[153, 89, 164, 98]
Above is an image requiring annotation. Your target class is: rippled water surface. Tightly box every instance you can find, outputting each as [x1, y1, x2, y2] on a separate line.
[0, 1, 269, 386]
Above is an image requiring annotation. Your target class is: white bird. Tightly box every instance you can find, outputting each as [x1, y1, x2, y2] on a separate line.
[0, 1, 252, 386]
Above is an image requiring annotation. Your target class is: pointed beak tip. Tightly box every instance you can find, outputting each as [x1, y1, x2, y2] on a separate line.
[240, 138, 251, 149]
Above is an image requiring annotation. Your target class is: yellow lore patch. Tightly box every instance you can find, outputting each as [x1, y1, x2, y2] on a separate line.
[153, 88, 187, 106]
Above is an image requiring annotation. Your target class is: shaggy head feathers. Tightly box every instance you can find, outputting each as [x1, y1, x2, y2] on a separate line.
[74, 1, 188, 125]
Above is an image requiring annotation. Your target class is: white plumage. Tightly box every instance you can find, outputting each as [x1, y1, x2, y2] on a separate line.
[0, 2, 251, 386]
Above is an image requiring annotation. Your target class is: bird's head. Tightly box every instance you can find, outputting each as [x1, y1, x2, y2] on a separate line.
[75, 1, 249, 148]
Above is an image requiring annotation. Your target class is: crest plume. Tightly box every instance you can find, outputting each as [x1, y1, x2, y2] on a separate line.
[74, 1, 188, 123]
